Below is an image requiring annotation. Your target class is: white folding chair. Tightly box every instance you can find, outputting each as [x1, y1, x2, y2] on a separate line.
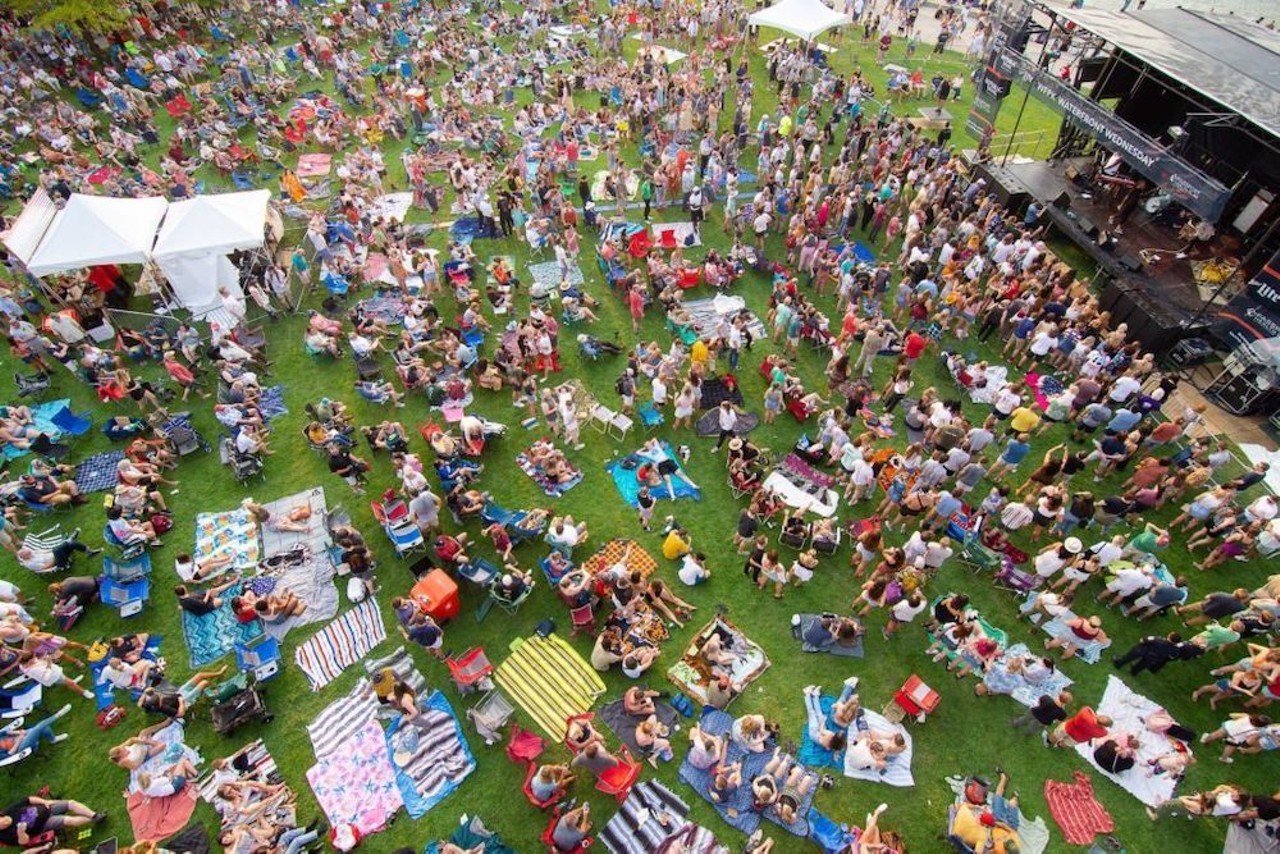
[591, 404, 617, 434]
[608, 411, 634, 440]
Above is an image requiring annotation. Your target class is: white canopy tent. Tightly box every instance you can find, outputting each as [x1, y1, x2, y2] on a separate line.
[748, 0, 852, 42]
[152, 190, 270, 317]
[22, 194, 168, 277]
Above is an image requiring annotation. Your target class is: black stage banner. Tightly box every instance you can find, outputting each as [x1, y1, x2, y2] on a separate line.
[1000, 50, 1231, 222]
[1215, 253, 1280, 350]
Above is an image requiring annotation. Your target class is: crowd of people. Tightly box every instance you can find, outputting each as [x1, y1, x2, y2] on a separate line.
[0, 0, 1277, 850]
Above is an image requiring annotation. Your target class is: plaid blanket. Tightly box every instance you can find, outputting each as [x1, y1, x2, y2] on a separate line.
[582, 538, 657, 578]
[74, 450, 125, 493]
[260, 385, 288, 421]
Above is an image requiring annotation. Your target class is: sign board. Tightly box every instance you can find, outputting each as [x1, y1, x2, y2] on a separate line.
[1216, 254, 1280, 350]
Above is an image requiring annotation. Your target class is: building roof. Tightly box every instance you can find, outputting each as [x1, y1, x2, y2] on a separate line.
[1046, 3, 1280, 140]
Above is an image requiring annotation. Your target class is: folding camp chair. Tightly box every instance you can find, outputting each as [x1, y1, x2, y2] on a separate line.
[489, 581, 534, 616]
[14, 372, 51, 399]
[445, 648, 494, 695]
[467, 688, 515, 745]
[884, 674, 941, 725]
[541, 807, 593, 853]
[49, 406, 91, 437]
[0, 679, 42, 720]
[457, 556, 499, 587]
[235, 635, 282, 681]
[637, 402, 664, 431]
[595, 745, 642, 802]
[568, 602, 596, 637]
[99, 575, 150, 617]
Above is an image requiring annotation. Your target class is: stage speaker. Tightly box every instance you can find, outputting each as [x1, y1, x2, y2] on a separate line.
[1118, 255, 1143, 273]
[1076, 217, 1099, 238]
[1052, 191, 1071, 210]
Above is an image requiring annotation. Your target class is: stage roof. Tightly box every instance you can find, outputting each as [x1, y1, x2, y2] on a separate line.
[1046, 3, 1280, 140]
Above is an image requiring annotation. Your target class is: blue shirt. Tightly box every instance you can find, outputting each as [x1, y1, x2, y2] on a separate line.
[1107, 409, 1141, 433]
[1001, 440, 1031, 465]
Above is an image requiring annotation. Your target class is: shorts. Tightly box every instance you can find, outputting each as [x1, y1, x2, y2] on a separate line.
[657, 459, 678, 476]
[28, 664, 65, 687]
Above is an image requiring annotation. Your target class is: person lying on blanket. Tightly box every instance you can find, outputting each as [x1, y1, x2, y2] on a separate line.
[953, 771, 1024, 854]
[802, 679, 862, 749]
[637, 438, 700, 496]
[232, 589, 306, 625]
[526, 442, 578, 487]
[750, 748, 816, 825]
[700, 629, 744, 677]
[136, 757, 199, 799]
[137, 665, 227, 719]
[0, 793, 106, 847]
[100, 656, 161, 692]
[174, 578, 240, 617]
[975, 652, 1058, 698]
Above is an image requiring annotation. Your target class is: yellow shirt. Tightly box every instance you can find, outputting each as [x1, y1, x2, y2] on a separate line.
[953, 806, 1021, 854]
[1009, 406, 1041, 433]
[691, 340, 710, 366]
[662, 531, 691, 560]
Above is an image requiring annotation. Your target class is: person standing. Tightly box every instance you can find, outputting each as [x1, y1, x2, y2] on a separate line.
[711, 400, 740, 452]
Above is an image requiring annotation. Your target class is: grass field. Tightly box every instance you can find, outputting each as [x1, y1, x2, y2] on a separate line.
[1, 12, 1270, 854]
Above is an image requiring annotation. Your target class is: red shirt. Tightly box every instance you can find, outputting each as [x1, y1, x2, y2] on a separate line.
[1063, 707, 1108, 743]
[904, 332, 927, 359]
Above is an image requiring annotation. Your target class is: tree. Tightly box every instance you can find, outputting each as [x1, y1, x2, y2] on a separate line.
[8, 0, 133, 35]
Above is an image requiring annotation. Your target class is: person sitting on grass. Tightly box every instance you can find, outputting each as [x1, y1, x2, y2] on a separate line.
[0, 794, 106, 847]
[137, 665, 228, 719]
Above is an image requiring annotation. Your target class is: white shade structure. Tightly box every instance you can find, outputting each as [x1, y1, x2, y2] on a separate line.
[748, 0, 852, 42]
[152, 190, 271, 316]
[24, 194, 168, 277]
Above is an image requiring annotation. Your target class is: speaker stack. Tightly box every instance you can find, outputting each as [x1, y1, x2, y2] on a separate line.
[971, 162, 1032, 215]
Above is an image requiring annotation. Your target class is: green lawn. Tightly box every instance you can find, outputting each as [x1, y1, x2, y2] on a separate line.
[0, 14, 1268, 854]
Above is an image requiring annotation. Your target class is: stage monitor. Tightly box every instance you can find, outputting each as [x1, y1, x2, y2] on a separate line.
[1052, 191, 1071, 210]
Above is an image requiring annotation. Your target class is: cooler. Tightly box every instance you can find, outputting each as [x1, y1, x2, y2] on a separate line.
[411, 569, 460, 622]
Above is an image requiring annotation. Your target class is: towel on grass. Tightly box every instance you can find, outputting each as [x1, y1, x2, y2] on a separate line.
[384, 691, 475, 818]
[1074, 675, 1183, 807]
[74, 450, 125, 493]
[600, 699, 679, 756]
[363, 645, 428, 696]
[607, 441, 701, 506]
[2, 399, 69, 460]
[296, 153, 332, 177]
[945, 776, 1051, 854]
[295, 598, 387, 691]
[493, 633, 605, 740]
[668, 617, 769, 708]
[798, 693, 843, 771]
[516, 447, 583, 497]
[181, 585, 262, 668]
[843, 709, 914, 787]
[259, 385, 288, 421]
[370, 192, 413, 223]
[193, 509, 259, 576]
[307, 718, 404, 836]
[601, 781, 728, 854]
[529, 260, 585, 289]
[794, 613, 864, 657]
[1023, 595, 1112, 663]
[1044, 770, 1114, 846]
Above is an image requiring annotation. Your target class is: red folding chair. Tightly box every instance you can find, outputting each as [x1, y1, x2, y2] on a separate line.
[885, 674, 941, 724]
[506, 723, 545, 764]
[568, 602, 596, 637]
[594, 745, 642, 802]
[627, 231, 651, 260]
[445, 647, 494, 694]
[541, 807, 593, 853]
[658, 228, 678, 250]
[523, 760, 567, 810]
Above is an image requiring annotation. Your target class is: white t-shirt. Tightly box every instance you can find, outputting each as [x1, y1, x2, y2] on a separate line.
[678, 555, 709, 585]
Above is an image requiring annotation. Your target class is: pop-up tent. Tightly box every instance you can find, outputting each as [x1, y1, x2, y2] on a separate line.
[151, 190, 270, 316]
[22, 194, 168, 277]
[748, 0, 852, 42]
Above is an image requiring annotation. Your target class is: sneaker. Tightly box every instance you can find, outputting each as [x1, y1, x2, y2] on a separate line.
[843, 676, 860, 691]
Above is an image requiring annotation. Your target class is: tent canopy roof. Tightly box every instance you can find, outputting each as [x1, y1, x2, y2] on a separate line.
[749, 0, 852, 42]
[152, 190, 271, 259]
[24, 194, 168, 277]
[1046, 3, 1280, 140]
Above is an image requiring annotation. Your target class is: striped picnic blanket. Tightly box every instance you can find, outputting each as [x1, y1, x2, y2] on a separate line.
[601, 781, 729, 854]
[307, 683, 380, 758]
[494, 633, 605, 740]
[384, 692, 475, 817]
[294, 598, 387, 691]
[1044, 771, 1114, 846]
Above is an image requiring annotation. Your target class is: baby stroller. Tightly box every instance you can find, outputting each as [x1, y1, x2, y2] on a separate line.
[371, 491, 424, 557]
[210, 674, 273, 735]
[158, 413, 211, 455]
[221, 438, 265, 483]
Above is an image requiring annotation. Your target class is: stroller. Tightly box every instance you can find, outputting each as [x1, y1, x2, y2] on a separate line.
[159, 413, 211, 455]
[221, 438, 265, 483]
[210, 675, 273, 735]
[371, 491, 424, 557]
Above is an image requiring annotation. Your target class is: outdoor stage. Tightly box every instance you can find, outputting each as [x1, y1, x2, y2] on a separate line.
[968, 156, 1244, 351]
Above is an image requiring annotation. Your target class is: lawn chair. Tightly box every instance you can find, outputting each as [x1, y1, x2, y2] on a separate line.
[541, 806, 593, 853]
[884, 674, 940, 725]
[158, 413, 210, 455]
[371, 495, 425, 558]
[488, 580, 534, 616]
[20, 526, 69, 574]
[102, 524, 148, 559]
[568, 602, 596, 637]
[467, 688, 515, 746]
[98, 575, 150, 617]
[456, 556, 499, 587]
[445, 647, 494, 695]
[637, 402, 664, 431]
[235, 635, 282, 682]
[49, 406, 92, 437]
[0, 719, 37, 767]
[595, 745, 642, 802]
[0, 679, 42, 720]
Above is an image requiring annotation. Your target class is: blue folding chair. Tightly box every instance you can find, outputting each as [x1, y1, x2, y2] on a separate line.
[235, 635, 282, 681]
[99, 575, 150, 617]
[638, 402, 664, 431]
[50, 407, 91, 437]
[456, 556, 499, 587]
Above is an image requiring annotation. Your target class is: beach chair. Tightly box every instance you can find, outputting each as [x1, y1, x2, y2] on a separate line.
[637, 402, 664, 431]
[102, 524, 147, 560]
[884, 674, 940, 725]
[0, 719, 37, 767]
[957, 532, 1001, 574]
[467, 688, 515, 745]
[456, 556, 499, 587]
[445, 647, 494, 695]
[158, 413, 210, 455]
[49, 406, 91, 437]
[235, 635, 282, 682]
[541, 806, 593, 853]
[102, 552, 150, 584]
[20, 526, 68, 573]
[595, 745, 643, 802]
[522, 760, 566, 810]
[371, 496, 424, 557]
[568, 602, 596, 638]
[0, 679, 42, 720]
[99, 575, 150, 617]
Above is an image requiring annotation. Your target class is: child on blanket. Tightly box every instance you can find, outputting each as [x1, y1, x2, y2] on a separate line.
[750, 748, 816, 825]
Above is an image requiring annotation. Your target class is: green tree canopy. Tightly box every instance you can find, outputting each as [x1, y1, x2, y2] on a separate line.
[8, 0, 133, 35]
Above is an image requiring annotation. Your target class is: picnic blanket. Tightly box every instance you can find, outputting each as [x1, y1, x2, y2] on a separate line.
[198, 740, 293, 832]
[1075, 675, 1184, 807]
[307, 682, 380, 759]
[363, 645, 428, 695]
[668, 617, 770, 708]
[600, 699, 680, 756]
[697, 376, 744, 410]
[516, 445, 584, 496]
[181, 583, 262, 668]
[370, 192, 413, 223]
[164, 824, 213, 854]
[294, 598, 387, 691]
[384, 691, 475, 818]
[1226, 819, 1280, 854]
[124, 720, 201, 843]
[607, 441, 701, 506]
[306, 718, 404, 836]
[794, 613, 864, 657]
[994, 643, 1075, 708]
[1022, 592, 1112, 663]
[652, 220, 701, 247]
[193, 509, 259, 576]
[354, 294, 408, 324]
[844, 709, 914, 786]
[945, 776, 1051, 854]
[259, 385, 288, 421]
[529, 260, 585, 289]
[255, 488, 339, 639]
[680, 295, 767, 343]
[582, 538, 657, 579]
[761, 471, 839, 517]
[296, 153, 332, 177]
[2, 398, 68, 460]
[74, 450, 125, 493]
[678, 708, 817, 837]
[494, 633, 605, 740]
[601, 781, 728, 854]
[694, 408, 759, 436]
[1044, 770, 1115, 846]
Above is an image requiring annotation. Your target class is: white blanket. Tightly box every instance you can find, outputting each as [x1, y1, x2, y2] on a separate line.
[1074, 675, 1184, 807]
[843, 709, 914, 787]
[762, 471, 839, 517]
